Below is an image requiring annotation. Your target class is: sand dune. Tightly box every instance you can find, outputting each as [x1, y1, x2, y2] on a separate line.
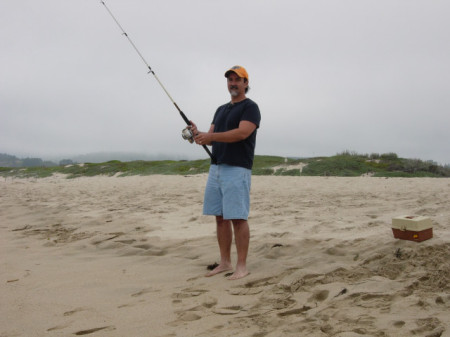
[1, 175, 449, 337]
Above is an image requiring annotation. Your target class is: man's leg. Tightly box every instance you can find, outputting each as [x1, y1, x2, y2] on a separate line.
[228, 219, 250, 280]
[205, 216, 233, 277]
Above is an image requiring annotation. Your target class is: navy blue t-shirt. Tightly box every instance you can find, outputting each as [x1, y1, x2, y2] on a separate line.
[211, 98, 261, 169]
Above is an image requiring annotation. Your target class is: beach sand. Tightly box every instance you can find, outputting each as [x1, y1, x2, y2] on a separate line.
[1, 175, 449, 337]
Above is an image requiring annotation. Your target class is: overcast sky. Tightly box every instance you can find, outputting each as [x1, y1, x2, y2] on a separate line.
[1, 0, 449, 164]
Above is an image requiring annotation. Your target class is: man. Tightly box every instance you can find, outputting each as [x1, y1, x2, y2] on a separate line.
[190, 65, 261, 280]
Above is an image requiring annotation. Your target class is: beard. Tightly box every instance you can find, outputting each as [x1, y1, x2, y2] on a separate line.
[229, 85, 239, 97]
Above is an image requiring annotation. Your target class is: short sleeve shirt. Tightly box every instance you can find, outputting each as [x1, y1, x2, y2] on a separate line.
[211, 98, 261, 169]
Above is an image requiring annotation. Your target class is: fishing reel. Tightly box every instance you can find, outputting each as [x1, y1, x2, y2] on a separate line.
[181, 127, 194, 143]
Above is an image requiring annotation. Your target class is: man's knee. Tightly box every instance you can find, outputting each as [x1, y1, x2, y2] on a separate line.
[216, 216, 231, 226]
[232, 219, 247, 226]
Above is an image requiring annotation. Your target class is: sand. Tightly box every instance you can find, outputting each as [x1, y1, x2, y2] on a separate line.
[1, 174, 449, 337]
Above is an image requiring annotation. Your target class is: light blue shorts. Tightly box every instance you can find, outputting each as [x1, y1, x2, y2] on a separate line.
[203, 164, 252, 220]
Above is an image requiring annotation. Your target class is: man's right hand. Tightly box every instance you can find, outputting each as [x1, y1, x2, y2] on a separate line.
[188, 121, 198, 136]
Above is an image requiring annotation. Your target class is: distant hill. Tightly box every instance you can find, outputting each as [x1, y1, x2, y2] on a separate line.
[0, 153, 57, 168]
[69, 152, 184, 164]
[0, 152, 185, 168]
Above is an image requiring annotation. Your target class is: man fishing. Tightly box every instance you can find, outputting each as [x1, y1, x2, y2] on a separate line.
[190, 66, 261, 280]
[99, 4, 260, 280]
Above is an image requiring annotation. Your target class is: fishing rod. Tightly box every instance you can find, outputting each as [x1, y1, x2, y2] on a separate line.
[99, 0, 215, 162]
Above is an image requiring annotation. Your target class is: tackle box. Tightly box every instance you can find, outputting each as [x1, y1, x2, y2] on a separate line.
[391, 215, 433, 242]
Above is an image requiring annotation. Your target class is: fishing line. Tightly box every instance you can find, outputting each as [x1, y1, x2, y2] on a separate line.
[99, 0, 215, 162]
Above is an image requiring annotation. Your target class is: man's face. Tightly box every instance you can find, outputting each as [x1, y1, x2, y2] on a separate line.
[227, 72, 247, 97]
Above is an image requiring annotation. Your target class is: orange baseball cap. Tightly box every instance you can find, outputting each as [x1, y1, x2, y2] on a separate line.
[224, 65, 249, 80]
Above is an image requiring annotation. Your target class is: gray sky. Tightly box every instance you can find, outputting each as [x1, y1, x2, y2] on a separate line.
[1, 0, 449, 164]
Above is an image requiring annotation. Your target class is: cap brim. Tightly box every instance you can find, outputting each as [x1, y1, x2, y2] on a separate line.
[225, 70, 236, 77]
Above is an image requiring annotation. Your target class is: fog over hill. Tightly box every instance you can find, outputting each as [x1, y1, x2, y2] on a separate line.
[0, 152, 195, 167]
[64, 152, 195, 164]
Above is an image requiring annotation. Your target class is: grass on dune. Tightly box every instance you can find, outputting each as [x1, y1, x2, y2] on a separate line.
[1, 153, 449, 179]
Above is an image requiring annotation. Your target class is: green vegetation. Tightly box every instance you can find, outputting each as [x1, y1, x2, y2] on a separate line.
[300, 151, 449, 177]
[0, 159, 211, 179]
[1, 152, 449, 179]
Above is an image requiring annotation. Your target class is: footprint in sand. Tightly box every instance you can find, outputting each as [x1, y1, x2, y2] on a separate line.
[131, 287, 158, 297]
[117, 300, 145, 309]
[411, 317, 444, 336]
[63, 307, 92, 316]
[228, 286, 264, 296]
[308, 289, 330, 302]
[167, 312, 202, 327]
[73, 326, 116, 335]
[277, 306, 312, 317]
[178, 312, 202, 321]
[172, 288, 209, 299]
[393, 320, 405, 328]
[212, 305, 243, 315]
[47, 322, 73, 332]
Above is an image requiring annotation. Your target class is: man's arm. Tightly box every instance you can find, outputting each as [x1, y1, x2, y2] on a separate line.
[194, 121, 257, 146]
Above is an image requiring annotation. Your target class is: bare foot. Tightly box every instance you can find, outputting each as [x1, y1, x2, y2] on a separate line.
[227, 269, 249, 280]
[205, 263, 233, 277]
